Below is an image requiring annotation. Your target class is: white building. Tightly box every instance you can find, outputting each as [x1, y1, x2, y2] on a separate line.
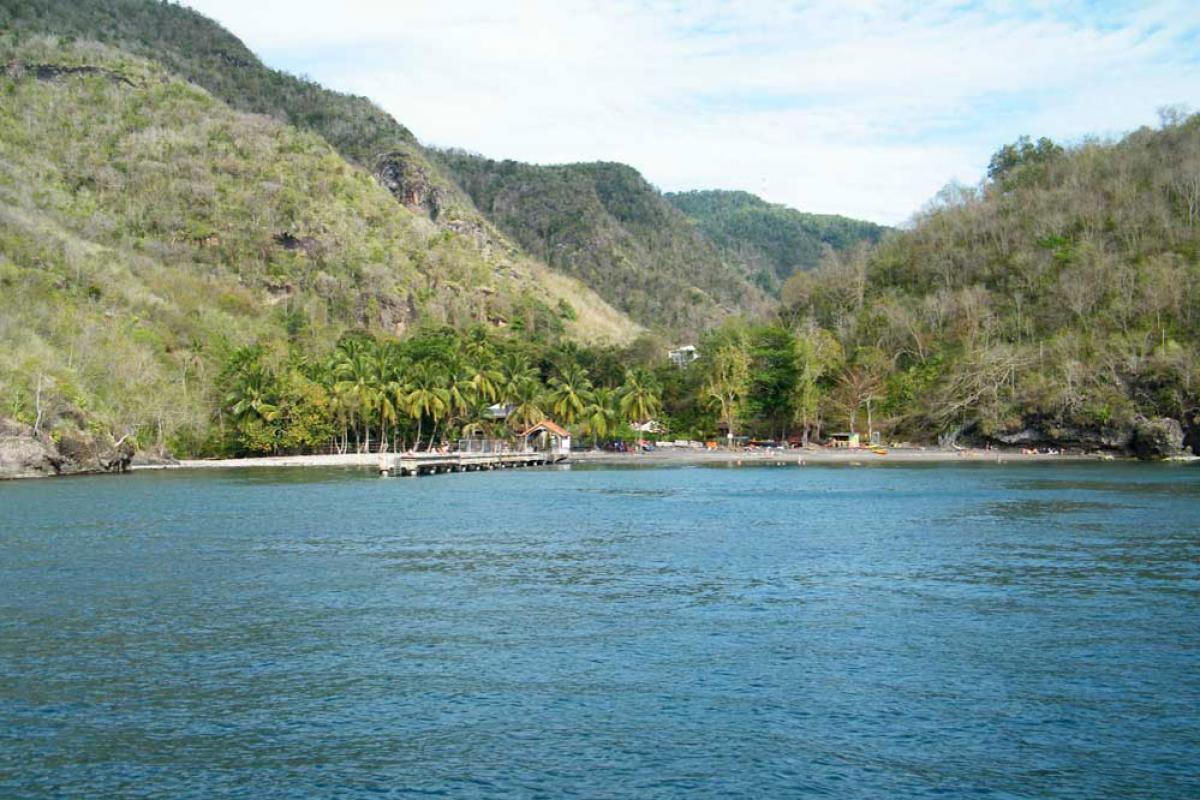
[668, 345, 699, 368]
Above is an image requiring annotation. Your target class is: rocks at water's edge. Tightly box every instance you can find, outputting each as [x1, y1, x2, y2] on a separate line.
[987, 415, 1191, 460]
[1132, 417, 1187, 460]
[0, 418, 135, 479]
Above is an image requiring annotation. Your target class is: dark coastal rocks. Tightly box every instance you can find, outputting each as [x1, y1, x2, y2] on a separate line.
[1132, 417, 1186, 460]
[0, 419, 63, 479]
[56, 430, 137, 474]
[990, 423, 1134, 451]
[988, 416, 1187, 459]
[129, 452, 180, 468]
[0, 418, 135, 480]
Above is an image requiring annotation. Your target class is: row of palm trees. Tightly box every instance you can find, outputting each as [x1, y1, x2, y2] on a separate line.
[225, 335, 663, 454]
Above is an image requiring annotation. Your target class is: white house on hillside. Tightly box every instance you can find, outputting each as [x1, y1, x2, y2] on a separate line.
[668, 345, 699, 368]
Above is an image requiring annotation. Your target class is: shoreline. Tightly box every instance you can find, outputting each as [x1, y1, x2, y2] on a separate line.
[132, 446, 1137, 473]
[569, 447, 1108, 465]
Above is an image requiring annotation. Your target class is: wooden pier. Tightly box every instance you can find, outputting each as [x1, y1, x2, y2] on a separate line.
[379, 451, 567, 477]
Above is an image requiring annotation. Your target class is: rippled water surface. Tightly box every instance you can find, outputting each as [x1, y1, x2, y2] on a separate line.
[1, 462, 1198, 798]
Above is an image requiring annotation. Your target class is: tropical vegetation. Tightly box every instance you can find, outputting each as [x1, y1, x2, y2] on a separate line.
[214, 327, 667, 456]
[666, 189, 888, 294]
[1, 0, 1198, 459]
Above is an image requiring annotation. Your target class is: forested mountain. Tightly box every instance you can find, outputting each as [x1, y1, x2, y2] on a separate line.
[0, 0, 417, 160]
[0, 35, 629, 456]
[2, 0, 882, 339]
[772, 122, 1200, 452]
[433, 152, 775, 333]
[0, 0, 632, 334]
[2, 0, 1195, 465]
[666, 190, 888, 293]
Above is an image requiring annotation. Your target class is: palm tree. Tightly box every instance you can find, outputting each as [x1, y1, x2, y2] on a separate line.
[226, 365, 279, 423]
[618, 368, 662, 425]
[376, 342, 410, 452]
[405, 362, 450, 451]
[508, 377, 547, 430]
[333, 345, 379, 452]
[458, 395, 496, 445]
[548, 364, 593, 426]
[467, 358, 503, 405]
[376, 378, 401, 453]
[329, 383, 355, 453]
[462, 325, 494, 363]
[498, 352, 538, 404]
[581, 386, 619, 448]
[443, 366, 475, 445]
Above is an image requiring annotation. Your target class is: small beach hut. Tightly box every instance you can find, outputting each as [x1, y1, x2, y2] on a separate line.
[830, 432, 861, 449]
[520, 419, 571, 458]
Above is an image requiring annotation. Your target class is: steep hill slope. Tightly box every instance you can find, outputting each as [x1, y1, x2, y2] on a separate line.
[0, 38, 630, 452]
[434, 152, 773, 333]
[781, 120, 1200, 451]
[666, 190, 887, 292]
[0, 0, 426, 165]
[0, 0, 635, 341]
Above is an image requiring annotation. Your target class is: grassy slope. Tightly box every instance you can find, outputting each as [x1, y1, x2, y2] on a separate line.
[433, 152, 774, 335]
[0, 38, 628, 447]
[666, 189, 888, 292]
[0, 0, 636, 345]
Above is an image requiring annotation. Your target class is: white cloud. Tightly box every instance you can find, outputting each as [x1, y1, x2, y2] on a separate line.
[183, 0, 1200, 224]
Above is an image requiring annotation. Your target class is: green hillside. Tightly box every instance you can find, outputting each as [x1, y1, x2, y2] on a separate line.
[776, 122, 1200, 450]
[0, 0, 635, 334]
[666, 190, 888, 292]
[433, 152, 773, 334]
[1, 0, 418, 163]
[0, 37, 630, 453]
[2, 0, 1195, 462]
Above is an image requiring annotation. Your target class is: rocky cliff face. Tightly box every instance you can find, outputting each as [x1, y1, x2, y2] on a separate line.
[0, 419, 135, 479]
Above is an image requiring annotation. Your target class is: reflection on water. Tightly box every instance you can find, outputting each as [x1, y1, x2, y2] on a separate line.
[1, 462, 1198, 799]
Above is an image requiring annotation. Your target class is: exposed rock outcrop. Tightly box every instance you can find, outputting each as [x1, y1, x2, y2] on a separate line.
[0, 418, 135, 480]
[375, 152, 443, 220]
[0, 419, 63, 478]
[5, 61, 134, 86]
[1132, 416, 1186, 460]
[129, 452, 180, 468]
[986, 415, 1187, 459]
[991, 424, 1134, 451]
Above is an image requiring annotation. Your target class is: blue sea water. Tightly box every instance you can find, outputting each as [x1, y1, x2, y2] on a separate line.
[0, 462, 1198, 799]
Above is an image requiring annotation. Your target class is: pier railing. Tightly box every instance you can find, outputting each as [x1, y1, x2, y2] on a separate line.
[379, 445, 567, 477]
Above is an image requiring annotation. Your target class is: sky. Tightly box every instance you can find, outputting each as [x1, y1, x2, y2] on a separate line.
[182, 1, 1200, 225]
